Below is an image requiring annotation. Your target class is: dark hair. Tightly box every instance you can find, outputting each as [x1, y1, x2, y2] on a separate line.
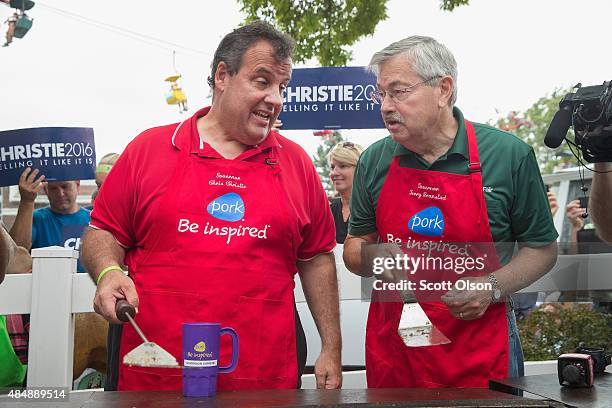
[206, 20, 295, 91]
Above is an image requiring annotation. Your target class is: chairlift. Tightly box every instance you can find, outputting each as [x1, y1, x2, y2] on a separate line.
[165, 74, 188, 113]
[164, 51, 188, 113]
[2, 0, 34, 46]
[8, 0, 35, 11]
[13, 13, 32, 38]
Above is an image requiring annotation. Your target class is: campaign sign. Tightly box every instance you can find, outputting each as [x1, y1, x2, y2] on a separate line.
[61, 224, 88, 273]
[280, 67, 385, 130]
[0, 127, 96, 187]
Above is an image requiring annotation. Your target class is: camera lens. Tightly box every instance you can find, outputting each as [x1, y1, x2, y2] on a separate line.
[562, 364, 583, 384]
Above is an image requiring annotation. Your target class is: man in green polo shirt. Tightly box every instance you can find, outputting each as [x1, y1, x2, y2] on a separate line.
[343, 35, 558, 388]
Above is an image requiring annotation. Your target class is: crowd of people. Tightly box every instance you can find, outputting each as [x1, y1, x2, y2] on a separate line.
[1, 20, 611, 392]
[0, 154, 118, 388]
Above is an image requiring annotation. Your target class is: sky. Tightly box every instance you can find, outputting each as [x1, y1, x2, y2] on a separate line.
[1, 0, 611, 159]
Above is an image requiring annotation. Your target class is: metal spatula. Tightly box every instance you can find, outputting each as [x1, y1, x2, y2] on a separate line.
[397, 291, 451, 347]
[116, 300, 181, 368]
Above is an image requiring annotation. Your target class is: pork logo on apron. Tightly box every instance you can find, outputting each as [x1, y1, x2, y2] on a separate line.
[408, 206, 445, 237]
[207, 192, 245, 222]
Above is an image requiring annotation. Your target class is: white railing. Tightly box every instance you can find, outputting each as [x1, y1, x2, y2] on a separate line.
[0, 246, 96, 388]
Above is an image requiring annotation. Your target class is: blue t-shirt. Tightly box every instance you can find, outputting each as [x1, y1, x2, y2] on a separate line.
[31, 207, 90, 272]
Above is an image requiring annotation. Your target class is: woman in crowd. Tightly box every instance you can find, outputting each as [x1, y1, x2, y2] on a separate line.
[328, 142, 363, 244]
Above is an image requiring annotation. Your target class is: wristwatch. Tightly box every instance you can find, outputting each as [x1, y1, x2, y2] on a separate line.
[488, 274, 502, 302]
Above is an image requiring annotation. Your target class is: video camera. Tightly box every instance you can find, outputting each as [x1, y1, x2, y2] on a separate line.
[558, 346, 611, 388]
[545, 81, 612, 162]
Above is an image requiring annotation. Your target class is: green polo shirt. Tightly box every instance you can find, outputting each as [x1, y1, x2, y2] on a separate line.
[349, 107, 558, 264]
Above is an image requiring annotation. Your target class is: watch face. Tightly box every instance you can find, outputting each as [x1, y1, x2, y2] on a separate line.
[493, 289, 502, 300]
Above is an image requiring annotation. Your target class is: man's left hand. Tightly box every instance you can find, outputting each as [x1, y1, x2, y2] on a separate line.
[441, 276, 492, 320]
[314, 348, 342, 389]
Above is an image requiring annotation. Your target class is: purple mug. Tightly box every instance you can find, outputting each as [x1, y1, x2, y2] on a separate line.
[182, 323, 239, 397]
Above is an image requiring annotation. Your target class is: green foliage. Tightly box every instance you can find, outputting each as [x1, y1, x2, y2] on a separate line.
[493, 88, 576, 174]
[312, 130, 345, 195]
[237, 0, 388, 66]
[440, 0, 470, 11]
[518, 304, 612, 361]
[237, 1, 473, 66]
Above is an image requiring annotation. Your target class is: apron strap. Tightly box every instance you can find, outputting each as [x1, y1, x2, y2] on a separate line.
[465, 120, 486, 231]
[132, 121, 190, 269]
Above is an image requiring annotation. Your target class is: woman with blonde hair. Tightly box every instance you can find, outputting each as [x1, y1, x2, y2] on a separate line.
[328, 141, 364, 243]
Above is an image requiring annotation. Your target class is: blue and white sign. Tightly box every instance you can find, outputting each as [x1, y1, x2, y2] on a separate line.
[408, 207, 445, 237]
[280, 67, 385, 130]
[207, 192, 245, 222]
[62, 224, 88, 273]
[0, 127, 96, 187]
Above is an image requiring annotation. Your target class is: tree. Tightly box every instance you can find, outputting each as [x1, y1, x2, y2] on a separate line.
[312, 130, 345, 196]
[440, 0, 470, 11]
[238, 0, 387, 66]
[519, 303, 612, 361]
[493, 88, 576, 174]
[237, 0, 471, 66]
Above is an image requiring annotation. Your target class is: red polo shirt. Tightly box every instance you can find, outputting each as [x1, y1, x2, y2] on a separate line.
[90, 107, 335, 263]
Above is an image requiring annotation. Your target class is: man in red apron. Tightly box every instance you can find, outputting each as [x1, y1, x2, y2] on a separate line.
[82, 21, 342, 391]
[344, 36, 558, 388]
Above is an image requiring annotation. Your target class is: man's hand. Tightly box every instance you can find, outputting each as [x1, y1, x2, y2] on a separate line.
[93, 270, 139, 324]
[314, 348, 342, 389]
[297, 253, 342, 389]
[566, 200, 586, 231]
[18, 168, 46, 202]
[367, 242, 407, 284]
[441, 276, 492, 320]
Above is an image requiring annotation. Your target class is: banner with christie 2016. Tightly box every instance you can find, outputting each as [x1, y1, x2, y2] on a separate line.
[280, 66, 385, 130]
[0, 127, 96, 187]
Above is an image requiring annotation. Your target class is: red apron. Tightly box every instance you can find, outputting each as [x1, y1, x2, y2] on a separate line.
[118, 122, 299, 390]
[366, 120, 509, 388]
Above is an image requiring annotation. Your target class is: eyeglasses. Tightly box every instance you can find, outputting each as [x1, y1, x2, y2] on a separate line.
[369, 76, 441, 105]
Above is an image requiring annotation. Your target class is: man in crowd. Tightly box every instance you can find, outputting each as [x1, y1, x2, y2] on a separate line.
[343, 36, 558, 388]
[590, 162, 612, 242]
[9, 168, 90, 268]
[83, 21, 341, 391]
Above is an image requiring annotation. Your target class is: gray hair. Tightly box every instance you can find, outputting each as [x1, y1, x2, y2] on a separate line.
[367, 36, 458, 106]
[206, 20, 295, 94]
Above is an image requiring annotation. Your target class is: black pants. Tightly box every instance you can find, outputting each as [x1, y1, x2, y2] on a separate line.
[106, 303, 307, 390]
